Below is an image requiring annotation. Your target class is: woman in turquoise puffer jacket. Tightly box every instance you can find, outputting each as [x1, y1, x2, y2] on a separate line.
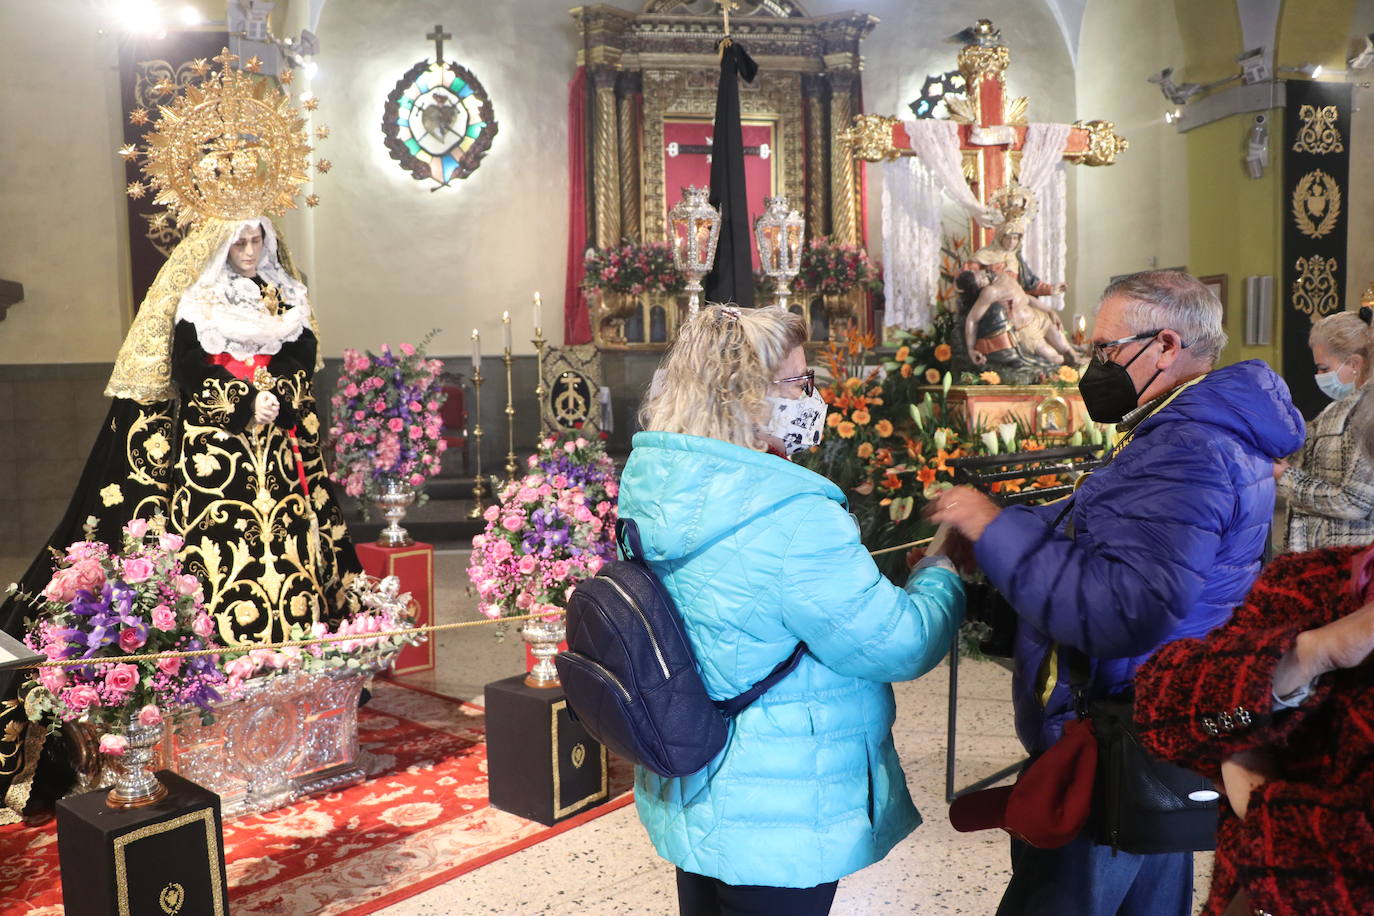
[620, 305, 965, 915]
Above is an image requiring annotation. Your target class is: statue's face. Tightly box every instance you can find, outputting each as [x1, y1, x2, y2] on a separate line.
[228, 224, 264, 277]
[999, 231, 1022, 251]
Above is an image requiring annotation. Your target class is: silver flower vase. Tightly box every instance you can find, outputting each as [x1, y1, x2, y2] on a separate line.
[106, 720, 168, 809]
[374, 476, 416, 547]
[522, 617, 566, 688]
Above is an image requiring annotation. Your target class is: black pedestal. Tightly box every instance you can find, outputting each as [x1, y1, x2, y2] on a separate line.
[56, 770, 229, 916]
[484, 674, 610, 826]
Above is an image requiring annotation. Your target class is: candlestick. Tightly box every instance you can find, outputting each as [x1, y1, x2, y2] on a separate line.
[466, 367, 487, 518]
[532, 291, 542, 335]
[471, 328, 481, 374]
[532, 327, 548, 436]
[502, 310, 512, 353]
[503, 348, 518, 482]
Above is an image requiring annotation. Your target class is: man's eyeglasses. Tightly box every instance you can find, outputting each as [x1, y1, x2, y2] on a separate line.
[1090, 330, 1164, 366]
[774, 369, 816, 397]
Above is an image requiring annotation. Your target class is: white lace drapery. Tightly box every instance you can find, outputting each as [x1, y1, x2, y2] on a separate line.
[1017, 123, 1072, 312]
[900, 119, 1001, 227]
[881, 156, 942, 331]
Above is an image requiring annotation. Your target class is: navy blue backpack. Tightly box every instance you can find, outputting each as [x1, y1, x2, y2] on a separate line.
[554, 518, 806, 778]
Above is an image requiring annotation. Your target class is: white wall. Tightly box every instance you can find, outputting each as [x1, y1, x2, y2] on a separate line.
[1072, 0, 1190, 307]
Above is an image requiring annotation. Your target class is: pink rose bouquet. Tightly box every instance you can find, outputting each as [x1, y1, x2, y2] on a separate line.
[468, 434, 619, 621]
[22, 519, 234, 750]
[328, 331, 448, 514]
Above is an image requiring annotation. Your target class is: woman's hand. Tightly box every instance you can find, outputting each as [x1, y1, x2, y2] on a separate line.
[926, 486, 1001, 543]
[1272, 459, 1289, 480]
[254, 390, 280, 426]
[1220, 749, 1277, 819]
[1273, 601, 1374, 697]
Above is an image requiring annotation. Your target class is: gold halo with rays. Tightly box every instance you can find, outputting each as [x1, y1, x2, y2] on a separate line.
[123, 48, 326, 226]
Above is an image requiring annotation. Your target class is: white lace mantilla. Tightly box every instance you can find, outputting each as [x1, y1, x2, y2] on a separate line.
[174, 218, 313, 360]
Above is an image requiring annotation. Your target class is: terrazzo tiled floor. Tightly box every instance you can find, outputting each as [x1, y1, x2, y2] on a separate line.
[0, 550, 1212, 915]
[382, 550, 1213, 916]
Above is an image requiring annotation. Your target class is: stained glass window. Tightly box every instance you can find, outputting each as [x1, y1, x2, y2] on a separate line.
[382, 59, 498, 187]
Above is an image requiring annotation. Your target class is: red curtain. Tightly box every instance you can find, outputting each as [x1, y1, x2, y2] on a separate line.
[564, 67, 593, 345]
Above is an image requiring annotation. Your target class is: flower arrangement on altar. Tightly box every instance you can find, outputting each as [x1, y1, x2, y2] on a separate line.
[20, 518, 233, 751]
[223, 575, 424, 686]
[468, 433, 620, 622]
[796, 328, 1105, 581]
[794, 236, 883, 296]
[329, 335, 448, 512]
[582, 242, 686, 296]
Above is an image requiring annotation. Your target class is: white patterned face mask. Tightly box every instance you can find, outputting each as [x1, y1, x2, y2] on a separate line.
[762, 391, 827, 455]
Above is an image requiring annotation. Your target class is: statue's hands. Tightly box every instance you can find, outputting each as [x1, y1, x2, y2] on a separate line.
[969, 350, 987, 367]
[254, 390, 280, 426]
[1054, 282, 1068, 295]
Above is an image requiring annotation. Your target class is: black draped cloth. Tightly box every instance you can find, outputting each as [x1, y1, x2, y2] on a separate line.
[704, 41, 759, 309]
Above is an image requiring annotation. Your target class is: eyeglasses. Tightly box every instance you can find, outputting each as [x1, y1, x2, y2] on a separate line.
[774, 369, 816, 397]
[1090, 330, 1162, 366]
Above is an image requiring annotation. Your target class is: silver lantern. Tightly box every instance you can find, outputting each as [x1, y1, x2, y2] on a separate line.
[753, 196, 805, 311]
[668, 185, 722, 317]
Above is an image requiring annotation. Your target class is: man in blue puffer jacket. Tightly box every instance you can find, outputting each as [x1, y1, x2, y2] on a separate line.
[931, 270, 1305, 915]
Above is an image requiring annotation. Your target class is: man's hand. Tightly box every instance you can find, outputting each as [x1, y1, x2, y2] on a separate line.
[254, 390, 280, 426]
[1220, 749, 1277, 819]
[969, 349, 987, 367]
[1272, 459, 1289, 480]
[926, 486, 1001, 543]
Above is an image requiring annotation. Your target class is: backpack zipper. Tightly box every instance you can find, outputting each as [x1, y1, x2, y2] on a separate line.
[599, 575, 671, 679]
[567, 653, 633, 704]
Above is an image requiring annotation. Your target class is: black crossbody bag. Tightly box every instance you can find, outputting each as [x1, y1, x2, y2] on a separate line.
[1063, 648, 1218, 854]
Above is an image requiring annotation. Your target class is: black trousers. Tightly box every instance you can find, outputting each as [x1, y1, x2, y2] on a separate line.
[675, 868, 838, 916]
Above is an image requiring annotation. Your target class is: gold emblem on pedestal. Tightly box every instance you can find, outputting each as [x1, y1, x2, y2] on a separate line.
[571, 742, 587, 768]
[1292, 170, 1341, 239]
[1293, 104, 1344, 155]
[1074, 120, 1129, 166]
[159, 882, 186, 915]
[1293, 254, 1340, 317]
[841, 114, 899, 163]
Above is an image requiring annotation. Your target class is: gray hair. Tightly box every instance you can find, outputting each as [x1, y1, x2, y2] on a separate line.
[1099, 270, 1228, 364]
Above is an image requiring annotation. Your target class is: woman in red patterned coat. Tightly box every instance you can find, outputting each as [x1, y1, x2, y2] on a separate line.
[1134, 533, 1374, 914]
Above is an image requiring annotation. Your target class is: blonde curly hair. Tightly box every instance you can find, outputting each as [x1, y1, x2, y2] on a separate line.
[640, 304, 808, 449]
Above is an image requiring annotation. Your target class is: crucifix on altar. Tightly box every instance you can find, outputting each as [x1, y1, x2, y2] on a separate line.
[845, 19, 1127, 341]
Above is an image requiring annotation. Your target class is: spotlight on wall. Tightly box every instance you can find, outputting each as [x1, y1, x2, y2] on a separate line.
[1244, 113, 1269, 180]
[303, 60, 319, 80]
[111, 0, 163, 33]
[1237, 48, 1271, 84]
[177, 5, 202, 26]
[1351, 34, 1374, 70]
[1279, 63, 1324, 79]
[1163, 108, 1182, 124]
[1148, 67, 1201, 105]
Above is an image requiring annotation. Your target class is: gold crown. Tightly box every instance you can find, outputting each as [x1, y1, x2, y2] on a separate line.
[120, 49, 328, 225]
[989, 183, 1038, 226]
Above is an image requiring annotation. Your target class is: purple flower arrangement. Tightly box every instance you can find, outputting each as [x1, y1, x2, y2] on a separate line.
[329, 338, 448, 511]
[582, 242, 686, 296]
[468, 434, 620, 620]
[22, 518, 233, 754]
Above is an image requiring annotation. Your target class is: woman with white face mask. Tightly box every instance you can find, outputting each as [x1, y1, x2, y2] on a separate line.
[1276, 307, 1374, 551]
[621, 304, 964, 915]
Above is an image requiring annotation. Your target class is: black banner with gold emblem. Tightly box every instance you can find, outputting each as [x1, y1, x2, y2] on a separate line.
[1283, 80, 1352, 419]
[118, 32, 228, 312]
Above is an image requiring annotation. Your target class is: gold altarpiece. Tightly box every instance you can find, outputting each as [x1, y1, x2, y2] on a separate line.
[571, 1, 875, 349]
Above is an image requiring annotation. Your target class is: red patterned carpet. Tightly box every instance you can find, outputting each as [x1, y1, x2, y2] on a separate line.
[0, 682, 634, 916]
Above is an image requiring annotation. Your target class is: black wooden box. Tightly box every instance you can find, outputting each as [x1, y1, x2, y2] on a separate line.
[56, 770, 229, 916]
[484, 674, 610, 826]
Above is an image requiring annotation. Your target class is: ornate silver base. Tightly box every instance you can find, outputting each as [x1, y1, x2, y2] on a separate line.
[374, 477, 416, 547]
[522, 618, 566, 688]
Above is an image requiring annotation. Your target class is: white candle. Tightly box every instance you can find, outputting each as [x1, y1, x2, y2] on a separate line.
[532, 291, 543, 335]
[471, 329, 481, 373]
[502, 310, 512, 353]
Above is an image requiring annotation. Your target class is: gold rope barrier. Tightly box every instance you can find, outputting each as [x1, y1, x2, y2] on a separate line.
[14, 537, 939, 670]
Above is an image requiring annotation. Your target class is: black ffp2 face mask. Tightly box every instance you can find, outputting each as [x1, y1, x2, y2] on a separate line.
[1077, 337, 1161, 424]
